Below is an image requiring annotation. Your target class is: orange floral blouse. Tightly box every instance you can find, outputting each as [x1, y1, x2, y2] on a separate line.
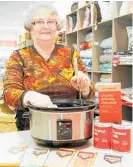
[4, 45, 95, 109]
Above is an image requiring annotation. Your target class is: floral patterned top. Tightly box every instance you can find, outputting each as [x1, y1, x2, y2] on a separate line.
[4, 45, 95, 109]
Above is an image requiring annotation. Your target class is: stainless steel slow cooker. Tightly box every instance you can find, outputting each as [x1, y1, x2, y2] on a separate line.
[23, 99, 97, 146]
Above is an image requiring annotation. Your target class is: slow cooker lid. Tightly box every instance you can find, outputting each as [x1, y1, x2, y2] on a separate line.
[27, 99, 97, 112]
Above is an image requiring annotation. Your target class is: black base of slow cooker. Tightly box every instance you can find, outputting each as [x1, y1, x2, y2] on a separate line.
[33, 137, 92, 147]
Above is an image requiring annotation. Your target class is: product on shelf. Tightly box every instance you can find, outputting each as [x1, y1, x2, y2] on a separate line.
[80, 41, 92, 50]
[83, 6, 91, 28]
[98, 83, 122, 123]
[99, 54, 113, 64]
[121, 87, 133, 107]
[17, 39, 33, 49]
[103, 49, 112, 54]
[112, 121, 132, 153]
[93, 119, 112, 149]
[19, 32, 31, 43]
[72, 14, 77, 31]
[126, 26, 133, 51]
[100, 74, 112, 83]
[24, 32, 31, 40]
[80, 49, 92, 72]
[94, 1, 102, 24]
[18, 32, 33, 49]
[99, 37, 112, 72]
[55, 31, 66, 45]
[100, 37, 112, 49]
[67, 14, 77, 32]
[112, 51, 133, 66]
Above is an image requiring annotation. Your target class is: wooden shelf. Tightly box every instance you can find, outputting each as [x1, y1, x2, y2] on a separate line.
[114, 12, 132, 21]
[115, 64, 133, 66]
[112, 65, 132, 88]
[78, 25, 92, 32]
[98, 19, 113, 27]
[92, 71, 112, 73]
[122, 102, 133, 108]
[66, 31, 77, 49]
[113, 13, 132, 52]
[66, 30, 77, 35]
[78, 3, 91, 10]
[66, 10, 77, 17]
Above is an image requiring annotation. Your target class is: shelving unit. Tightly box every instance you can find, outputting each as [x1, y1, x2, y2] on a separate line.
[65, 1, 133, 121]
[66, 2, 113, 84]
[92, 19, 112, 83]
[112, 11, 132, 121]
[17, 39, 33, 49]
[17, 32, 33, 49]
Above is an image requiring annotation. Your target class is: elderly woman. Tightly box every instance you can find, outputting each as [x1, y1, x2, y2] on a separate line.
[3, 3, 95, 130]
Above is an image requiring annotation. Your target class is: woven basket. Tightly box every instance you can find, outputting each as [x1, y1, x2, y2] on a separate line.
[0, 113, 17, 133]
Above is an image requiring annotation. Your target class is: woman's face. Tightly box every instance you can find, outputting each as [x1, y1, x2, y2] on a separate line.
[31, 8, 57, 42]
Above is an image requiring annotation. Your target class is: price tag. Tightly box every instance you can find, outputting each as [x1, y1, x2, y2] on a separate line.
[93, 42, 99, 46]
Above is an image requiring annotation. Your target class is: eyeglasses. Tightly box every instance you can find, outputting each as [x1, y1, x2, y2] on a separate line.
[31, 19, 56, 27]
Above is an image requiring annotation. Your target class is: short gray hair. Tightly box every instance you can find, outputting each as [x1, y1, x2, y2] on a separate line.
[24, 2, 63, 32]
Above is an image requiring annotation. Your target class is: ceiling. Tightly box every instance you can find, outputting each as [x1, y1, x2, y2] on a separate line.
[0, 1, 72, 35]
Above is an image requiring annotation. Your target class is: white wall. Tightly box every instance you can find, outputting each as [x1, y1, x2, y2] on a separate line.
[0, 1, 73, 41]
[0, 32, 18, 41]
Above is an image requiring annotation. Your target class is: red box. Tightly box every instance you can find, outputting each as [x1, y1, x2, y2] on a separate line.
[98, 83, 122, 123]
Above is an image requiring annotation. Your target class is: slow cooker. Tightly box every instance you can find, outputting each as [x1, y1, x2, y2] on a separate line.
[23, 99, 97, 147]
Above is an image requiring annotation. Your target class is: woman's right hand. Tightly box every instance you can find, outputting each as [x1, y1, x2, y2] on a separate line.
[23, 91, 57, 108]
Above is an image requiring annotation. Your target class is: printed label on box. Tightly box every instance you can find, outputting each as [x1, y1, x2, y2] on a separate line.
[98, 83, 122, 123]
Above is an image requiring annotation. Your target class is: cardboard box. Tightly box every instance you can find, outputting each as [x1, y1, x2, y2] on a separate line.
[98, 83, 122, 123]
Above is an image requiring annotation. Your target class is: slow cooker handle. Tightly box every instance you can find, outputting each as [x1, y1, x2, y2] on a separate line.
[22, 111, 31, 119]
[93, 104, 99, 117]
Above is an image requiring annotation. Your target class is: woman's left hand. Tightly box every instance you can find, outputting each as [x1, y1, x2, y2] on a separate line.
[70, 71, 91, 93]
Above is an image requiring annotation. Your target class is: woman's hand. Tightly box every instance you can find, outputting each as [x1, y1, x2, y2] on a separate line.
[23, 91, 57, 108]
[70, 71, 91, 98]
